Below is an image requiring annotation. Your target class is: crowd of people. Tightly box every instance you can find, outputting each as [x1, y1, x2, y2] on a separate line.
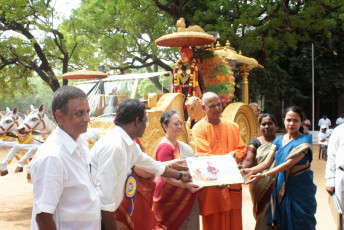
[28, 86, 343, 230]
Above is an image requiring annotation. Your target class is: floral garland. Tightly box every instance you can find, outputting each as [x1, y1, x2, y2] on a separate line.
[173, 59, 199, 105]
[1, 135, 10, 141]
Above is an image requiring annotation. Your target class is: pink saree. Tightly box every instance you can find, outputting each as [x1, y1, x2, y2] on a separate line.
[153, 141, 198, 230]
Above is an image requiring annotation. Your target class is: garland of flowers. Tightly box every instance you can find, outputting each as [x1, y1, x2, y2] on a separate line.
[173, 59, 199, 105]
[1, 135, 10, 141]
[17, 132, 34, 145]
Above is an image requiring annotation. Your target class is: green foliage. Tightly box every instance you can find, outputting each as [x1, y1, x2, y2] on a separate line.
[0, 76, 53, 115]
[206, 82, 232, 94]
[138, 75, 170, 96]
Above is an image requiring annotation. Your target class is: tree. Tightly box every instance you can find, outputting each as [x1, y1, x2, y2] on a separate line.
[0, 0, 79, 96]
[154, 0, 344, 122]
[63, 0, 180, 92]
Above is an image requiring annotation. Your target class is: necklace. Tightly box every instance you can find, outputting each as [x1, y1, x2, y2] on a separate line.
[173, 59, 199, 104]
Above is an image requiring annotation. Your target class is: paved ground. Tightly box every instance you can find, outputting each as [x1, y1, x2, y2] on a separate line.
[0, 145, 337, 229]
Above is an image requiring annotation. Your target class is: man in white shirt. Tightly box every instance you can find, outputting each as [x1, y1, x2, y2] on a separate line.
[325, 123, 344, 215]
[335, 112, 344, 126]
[30, 86, 101, 230]
[318, 114, 331, 130]
[91, 99, 191, 230]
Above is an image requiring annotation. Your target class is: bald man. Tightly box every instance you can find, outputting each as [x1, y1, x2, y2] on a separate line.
[192, 92, 246, 230]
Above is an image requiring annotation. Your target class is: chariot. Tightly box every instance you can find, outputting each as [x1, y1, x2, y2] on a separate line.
[69, 18, 263, 158]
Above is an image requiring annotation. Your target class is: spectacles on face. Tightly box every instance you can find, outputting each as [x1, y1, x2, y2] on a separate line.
[207, 102, 222, 110]
[170, 121, 183, 127]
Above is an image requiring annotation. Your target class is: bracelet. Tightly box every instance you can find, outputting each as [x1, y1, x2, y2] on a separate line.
[177, 172, 183, 180]
[181, 182, 184, 188]
[262, 172, 268, 177]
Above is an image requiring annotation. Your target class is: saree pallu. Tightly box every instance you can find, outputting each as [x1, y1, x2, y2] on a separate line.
[153, 140, 198, 230]
[115, 172, 157, 230]
[115, 139, 157, 230]
[249, 142, 275, 230]
[268, 135, 317, 230]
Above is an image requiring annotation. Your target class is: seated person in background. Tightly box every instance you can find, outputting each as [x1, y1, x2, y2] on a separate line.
[318, 125, 330, 158]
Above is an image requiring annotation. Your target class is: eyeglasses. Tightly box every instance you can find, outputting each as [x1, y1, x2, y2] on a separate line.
[207, 103, 222, 110]
[171, 121, 183, 127]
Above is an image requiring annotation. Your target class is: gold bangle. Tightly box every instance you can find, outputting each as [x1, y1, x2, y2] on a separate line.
[181, 182, 184, 188]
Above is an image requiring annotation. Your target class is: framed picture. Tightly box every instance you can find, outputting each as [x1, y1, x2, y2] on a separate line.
[186, 155, 244, 187]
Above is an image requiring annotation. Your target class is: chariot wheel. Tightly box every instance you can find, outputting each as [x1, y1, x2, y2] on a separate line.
[222, 102, 258, 145]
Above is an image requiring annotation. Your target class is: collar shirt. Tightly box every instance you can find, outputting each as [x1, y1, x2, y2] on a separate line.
[30, 126, 101, 230]
[90, 126, 165, 212]
[318, 118, 331, 129]
[336, 117, 344, 125]
[326, 123, 344, 187]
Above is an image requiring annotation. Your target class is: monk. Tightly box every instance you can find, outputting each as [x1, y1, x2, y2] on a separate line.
[192, 92, 246, 230]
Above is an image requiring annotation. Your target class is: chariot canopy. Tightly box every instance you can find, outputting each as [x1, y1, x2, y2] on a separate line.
[61, 69, 108, 80]
[73, 71, 171, 118]
[155, 18, 216, 47]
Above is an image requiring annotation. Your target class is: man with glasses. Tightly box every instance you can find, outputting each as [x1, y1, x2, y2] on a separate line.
[192, 92, 246, 230]
[90, 99, 191, 230]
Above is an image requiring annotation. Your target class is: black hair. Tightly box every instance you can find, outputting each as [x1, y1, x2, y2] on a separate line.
[52, 86, 87, 121]
[160, 109, 180, 133]
[259, 113, 277, 125]
[115, 99, 145, 126]
[284, 106, 304, 133]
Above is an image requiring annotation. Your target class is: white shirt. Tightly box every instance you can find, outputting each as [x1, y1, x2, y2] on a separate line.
[336, 117, 344, 125]
[325, 123, 344, 187]
[318, 132, 329, 145]
[318, 118, 331, 129]
[30, 126, 101, 230]
[90, 126, 165, 212]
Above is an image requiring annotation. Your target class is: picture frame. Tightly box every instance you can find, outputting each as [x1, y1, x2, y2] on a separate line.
[186, 155, 244, 187]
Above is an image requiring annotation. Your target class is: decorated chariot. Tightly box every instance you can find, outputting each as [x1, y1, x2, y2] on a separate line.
[72, 18, 263, 158]
[0, 18, 263, 176]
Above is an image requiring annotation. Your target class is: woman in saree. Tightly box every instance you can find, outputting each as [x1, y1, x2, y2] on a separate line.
[241, 113, 277, 230]
[241, 106, 317, 230]
[153, 109, 201, 230]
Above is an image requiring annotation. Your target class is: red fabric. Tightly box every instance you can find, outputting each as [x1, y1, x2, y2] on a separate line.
[155, 143, 175, 162]
[115, 173, 157, 230]
[114, 138, 157, 230]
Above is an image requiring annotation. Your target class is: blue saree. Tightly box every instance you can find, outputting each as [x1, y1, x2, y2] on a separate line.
[267, 134, 317, 230]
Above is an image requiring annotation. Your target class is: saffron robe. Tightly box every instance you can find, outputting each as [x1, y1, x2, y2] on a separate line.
[192, 118, 246, 230]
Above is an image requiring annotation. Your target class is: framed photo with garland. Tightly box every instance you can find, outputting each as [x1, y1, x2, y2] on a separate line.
[186, 155, 244, 187]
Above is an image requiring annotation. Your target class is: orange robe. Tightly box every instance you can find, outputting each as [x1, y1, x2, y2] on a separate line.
[192, 118, 246, 230]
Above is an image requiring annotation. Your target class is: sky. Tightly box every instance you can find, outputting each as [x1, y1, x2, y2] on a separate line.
[53, 0, 81, 20]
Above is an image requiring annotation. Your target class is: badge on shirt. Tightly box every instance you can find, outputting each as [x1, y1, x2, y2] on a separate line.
[125, 174, 138, 216]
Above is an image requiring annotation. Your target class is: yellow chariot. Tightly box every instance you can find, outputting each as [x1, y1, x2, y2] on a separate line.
[68, 18, 263, 158]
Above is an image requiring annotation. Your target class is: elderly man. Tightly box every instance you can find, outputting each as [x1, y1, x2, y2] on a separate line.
[326, 123, 344, 221]
[90, 99, 191, 230]
[192, 92, 246, 230]
[29, 86, 101, 230]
